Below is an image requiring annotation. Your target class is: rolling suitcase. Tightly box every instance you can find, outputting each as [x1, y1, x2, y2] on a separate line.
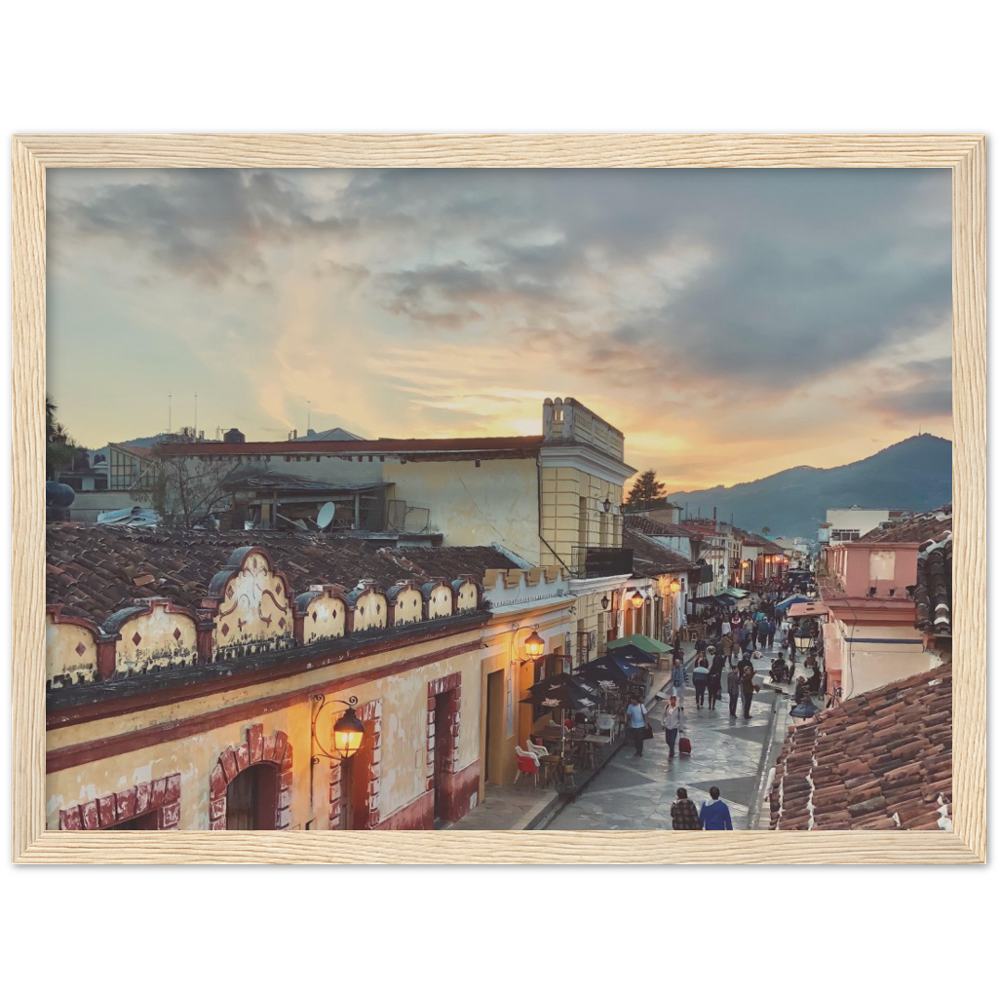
[679, 736, 692, 755]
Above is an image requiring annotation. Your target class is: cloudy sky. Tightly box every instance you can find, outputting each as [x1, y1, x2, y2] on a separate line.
[47, 168, 952, 491]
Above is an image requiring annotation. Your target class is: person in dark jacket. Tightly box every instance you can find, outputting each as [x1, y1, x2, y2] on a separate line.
[670, 788, 701, 830]
[740, 663, 756, 719]
[707, 653, 725, 710]
[691, 654, 710, 708]
[699, 787, 734, 830]
[727, 664, 741, 717]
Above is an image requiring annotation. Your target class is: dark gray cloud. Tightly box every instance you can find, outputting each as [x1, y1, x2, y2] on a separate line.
[48, 169, 352, 285]
[864, 357, 953, 420]
[48, 166, 952, 407]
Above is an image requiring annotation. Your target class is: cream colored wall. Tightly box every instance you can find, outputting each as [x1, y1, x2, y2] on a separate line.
[352, 590, 388, 632]
[46, 620, 98, 688]
[302, 593, 347, 643]
[456, 581, 478, 611]
[388, 458, 540, 563]
[427, 583, 453, 619]
[46, 639, 485, 831]
[213, 550, 294, 655]
[540, 467, 623, 568]
[391, 585, 424, 626]
[114, 605, 198, 677]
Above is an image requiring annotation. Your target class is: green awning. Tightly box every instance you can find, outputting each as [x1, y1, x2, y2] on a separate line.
[719, 587, 750, 598]
[607, 634, 671, 654]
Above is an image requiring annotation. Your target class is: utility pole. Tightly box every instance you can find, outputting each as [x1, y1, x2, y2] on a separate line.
[168, 394, 172, 433]
[194, 392, 198, 436]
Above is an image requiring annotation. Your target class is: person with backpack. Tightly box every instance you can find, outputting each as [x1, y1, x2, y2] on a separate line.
[670, 788, 701, 829]
[699, 787, 734, 830]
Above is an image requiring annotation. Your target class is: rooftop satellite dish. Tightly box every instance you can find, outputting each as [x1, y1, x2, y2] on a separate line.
[316, 502, 335, 530]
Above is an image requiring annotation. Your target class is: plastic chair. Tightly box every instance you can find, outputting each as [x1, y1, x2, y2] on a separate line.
[525, 739, 549, 759]
[514, 746, 540, 786]
[597, 713, 618, 739]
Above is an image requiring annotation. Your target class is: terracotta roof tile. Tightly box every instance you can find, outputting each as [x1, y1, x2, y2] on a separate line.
[860, 503, 952, 543]
[622, 526, 696, 577]
[46, 523, 518, 630]
[769, 661, 952, 832]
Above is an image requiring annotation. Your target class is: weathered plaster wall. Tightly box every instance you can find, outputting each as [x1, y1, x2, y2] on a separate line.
[539, 466, 623, 568]
[300, 590, 347, 643]
[213, 550, 294, 657]
[114, 604, 198, 677]
[388, 458, 540, 563]
[46, 620, 98, 688]
[391, 585, 424, 626]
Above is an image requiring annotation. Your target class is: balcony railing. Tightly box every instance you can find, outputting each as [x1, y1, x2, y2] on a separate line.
[571, 546, 634, 578]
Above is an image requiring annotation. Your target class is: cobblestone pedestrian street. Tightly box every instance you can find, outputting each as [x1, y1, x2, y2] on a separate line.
[546, 669, 779, 831]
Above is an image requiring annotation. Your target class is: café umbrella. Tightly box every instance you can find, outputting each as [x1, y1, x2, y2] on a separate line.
[578, 654, 641, 687]
[521, 672, 602, 757]
[606, 643, 658, 667]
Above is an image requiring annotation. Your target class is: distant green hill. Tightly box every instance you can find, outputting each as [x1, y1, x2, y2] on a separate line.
[669, 434, 952, 538]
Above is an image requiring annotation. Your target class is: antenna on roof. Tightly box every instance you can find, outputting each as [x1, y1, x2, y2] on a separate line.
[317, 501, 335, 530]
[307, 399, 312, 433]
[168, 394, 172, 433]
[194, 392, 198, 437]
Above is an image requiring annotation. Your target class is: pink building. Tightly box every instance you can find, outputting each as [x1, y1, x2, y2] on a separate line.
[820, 505, 951, 700]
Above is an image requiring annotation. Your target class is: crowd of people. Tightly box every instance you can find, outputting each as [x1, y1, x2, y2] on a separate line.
[628, 577, 826, 830]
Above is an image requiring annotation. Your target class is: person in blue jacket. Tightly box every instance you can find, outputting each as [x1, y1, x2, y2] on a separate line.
[699, 786, 734, 830]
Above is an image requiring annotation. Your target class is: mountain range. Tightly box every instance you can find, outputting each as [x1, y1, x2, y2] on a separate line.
[667, 434, 953, 539]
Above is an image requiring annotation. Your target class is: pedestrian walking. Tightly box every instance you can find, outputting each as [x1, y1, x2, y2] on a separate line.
[727, 664, 741, 717]
[766, 617, 776, 649]
[671, 658, 688, 709]
[695, 636, 708, 656]
[670, 788, 702, 830]
[625, 694, 649, 758]
[708, 654, 725, 710]
[661, 695, 682, 758]
[741, 663, 756, 719]
[699, 786, 734, 830]
[692, 654, 710, 708]
[751, 620, 759, 649]
[721, 632, 734, 665]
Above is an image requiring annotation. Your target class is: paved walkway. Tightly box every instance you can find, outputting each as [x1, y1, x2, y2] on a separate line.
[546, 658, 779, 831]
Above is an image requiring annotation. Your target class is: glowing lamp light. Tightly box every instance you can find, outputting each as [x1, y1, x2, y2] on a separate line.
[524, 630, 546, 659]
[630, 591, 645, 610]
[312, 694, 366, 764]
[332, 707, 366, 759]
[670, 580, 682, 593]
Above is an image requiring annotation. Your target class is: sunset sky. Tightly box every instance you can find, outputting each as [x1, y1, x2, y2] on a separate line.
[46, 168, 953, 491]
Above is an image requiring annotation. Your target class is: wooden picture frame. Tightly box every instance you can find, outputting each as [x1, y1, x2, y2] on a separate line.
[12, 133, 986, 864]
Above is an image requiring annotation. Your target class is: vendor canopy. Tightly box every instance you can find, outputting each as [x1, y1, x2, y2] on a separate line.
[718, 587, 750, 598]
[786, 601, 830, 619]
[776, 594, 811, 611]
[607, 634, 671, 655]
[693, 594, 736, 607]
[607, 643, 657, 667]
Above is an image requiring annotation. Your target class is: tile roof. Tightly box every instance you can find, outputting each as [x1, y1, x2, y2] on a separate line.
[157, 435, 544, 459]
[859, 503, 952, 543]
[914, 534, 952, 636]
[623, 514, 696, 538]
[623, 526, 696, 577]
[770, 661, 952, 831]
[46, 523, 518, 629]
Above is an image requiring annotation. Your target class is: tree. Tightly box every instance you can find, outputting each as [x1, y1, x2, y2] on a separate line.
[131, 447, 245, 528]
[46, 395, 78, 479]
[624, 469, 667, 507]
[761, 526, 772, 537]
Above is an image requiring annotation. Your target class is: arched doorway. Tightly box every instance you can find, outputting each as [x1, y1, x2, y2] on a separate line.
[208, 725, 293, 830]
[225, 762, 280, 830]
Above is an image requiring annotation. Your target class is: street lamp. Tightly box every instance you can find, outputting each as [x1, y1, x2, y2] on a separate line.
[630, 590, 645, 610]
[669, 580, 681, 594]
[523, 629, 545, 659]
[603, 496, 612, 514]
[311, 694, 366, 762]
[600, 594, 611, 611]
[793, 631, 814, 652]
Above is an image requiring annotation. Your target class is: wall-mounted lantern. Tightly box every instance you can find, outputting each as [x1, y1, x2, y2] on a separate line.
[311, 694, 366, 762]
